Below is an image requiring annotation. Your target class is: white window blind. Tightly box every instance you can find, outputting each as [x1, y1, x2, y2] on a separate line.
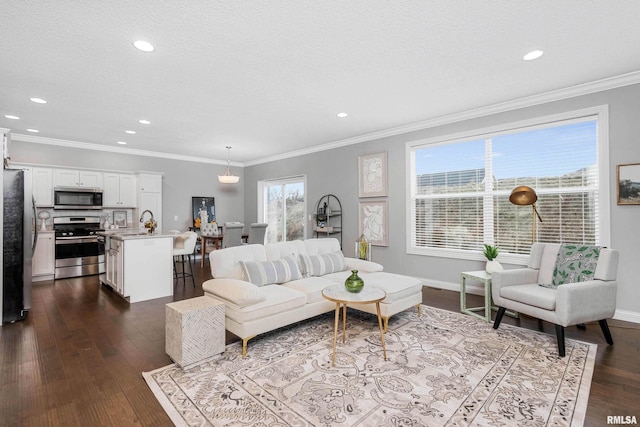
[409, 113, 603, 259]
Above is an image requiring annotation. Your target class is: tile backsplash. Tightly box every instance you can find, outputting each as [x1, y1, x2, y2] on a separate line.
[36, 207, 136, 230]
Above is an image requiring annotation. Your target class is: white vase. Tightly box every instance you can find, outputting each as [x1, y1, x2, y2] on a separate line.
[486, 260, 503, 274]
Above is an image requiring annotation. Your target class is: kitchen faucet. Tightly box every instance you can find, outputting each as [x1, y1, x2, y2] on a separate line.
[139, 210, 156, 233]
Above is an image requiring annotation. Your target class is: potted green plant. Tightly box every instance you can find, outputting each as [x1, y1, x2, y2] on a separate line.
[483, 244, 503, 274]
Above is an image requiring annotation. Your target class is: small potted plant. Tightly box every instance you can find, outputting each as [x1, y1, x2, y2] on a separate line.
[483, 244, 503, 274]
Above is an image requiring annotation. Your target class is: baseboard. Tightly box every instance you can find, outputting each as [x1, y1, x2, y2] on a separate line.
[613, 309, 640, 324]
[420, 277, 486, 297]
[419, 277, 640, 325]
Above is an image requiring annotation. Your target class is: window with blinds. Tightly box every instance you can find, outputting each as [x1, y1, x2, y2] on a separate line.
[408, 112, 605, 259]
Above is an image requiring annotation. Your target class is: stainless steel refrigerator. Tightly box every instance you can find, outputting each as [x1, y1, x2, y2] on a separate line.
[2, 168, 34, 323]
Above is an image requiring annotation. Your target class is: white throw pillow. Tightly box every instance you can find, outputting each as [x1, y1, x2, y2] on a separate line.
[299, 251, 347, 277]
[240, 255, 302, 286]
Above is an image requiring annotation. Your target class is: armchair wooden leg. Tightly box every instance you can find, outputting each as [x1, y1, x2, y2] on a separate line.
[598, 319, 614, 345]
[492, 307, 506, 329]
[576, 323, 586, 330]
[555, 324, 566, 357]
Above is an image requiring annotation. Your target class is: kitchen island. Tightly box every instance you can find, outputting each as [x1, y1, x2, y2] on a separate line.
[99, 230, 174, 303]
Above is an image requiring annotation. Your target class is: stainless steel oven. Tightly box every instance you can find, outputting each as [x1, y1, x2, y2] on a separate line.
[53, 216, 105, 279]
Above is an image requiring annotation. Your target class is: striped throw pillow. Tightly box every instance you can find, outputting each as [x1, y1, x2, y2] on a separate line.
[299, 252, 346, 277]
[240, 255, 302, 286]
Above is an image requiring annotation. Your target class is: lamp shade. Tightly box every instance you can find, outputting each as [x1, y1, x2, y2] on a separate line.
[218, 171, 239, 184]
[509, 185, 538, 206]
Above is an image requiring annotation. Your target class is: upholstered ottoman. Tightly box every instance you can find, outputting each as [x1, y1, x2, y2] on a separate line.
[345, 272, 423, 331]
[165, 296, 225, 368]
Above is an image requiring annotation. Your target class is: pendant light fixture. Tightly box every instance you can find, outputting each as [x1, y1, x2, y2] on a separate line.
[218, 146, 240, 184]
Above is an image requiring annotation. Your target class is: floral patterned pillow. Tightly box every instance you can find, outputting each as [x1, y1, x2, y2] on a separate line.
[548, 244, 600, 287]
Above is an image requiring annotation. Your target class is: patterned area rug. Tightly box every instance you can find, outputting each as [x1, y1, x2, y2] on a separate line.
[143, 305, 595, 426]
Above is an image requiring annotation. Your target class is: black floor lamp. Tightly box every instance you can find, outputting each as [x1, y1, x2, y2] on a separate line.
[509, 186, 543, 242]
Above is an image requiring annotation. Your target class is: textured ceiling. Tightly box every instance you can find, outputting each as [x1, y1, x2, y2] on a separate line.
[1, 1, 640, 164]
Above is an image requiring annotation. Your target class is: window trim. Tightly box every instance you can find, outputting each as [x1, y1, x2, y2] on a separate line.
[405, 105, 610, 265]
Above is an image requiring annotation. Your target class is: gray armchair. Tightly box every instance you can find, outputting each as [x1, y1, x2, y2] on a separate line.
[492, 243, 619, 357]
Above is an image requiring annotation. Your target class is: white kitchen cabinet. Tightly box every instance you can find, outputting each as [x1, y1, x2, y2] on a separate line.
[136, 172, 163, 232]
[32, 167, 53, 206]
[102, 234, 173, 303]
[105, 238, 124, 294]
[103, 173, 136, 207]
[137, 172, 162, 193]
[33, 231, 54, 280]
[54, 169, 103, 188]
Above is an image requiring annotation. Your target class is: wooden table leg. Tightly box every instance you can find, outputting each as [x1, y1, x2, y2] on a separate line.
[332, 302, 340, 367]
[375, 302, 387, 361]
[342, 303, 347, 343]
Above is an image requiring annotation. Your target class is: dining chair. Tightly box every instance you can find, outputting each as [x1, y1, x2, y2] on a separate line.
[247, 223, 268, 244]
[222, 222, 244, 248]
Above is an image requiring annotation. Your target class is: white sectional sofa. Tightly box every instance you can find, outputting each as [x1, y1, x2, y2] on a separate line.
[202, 238, 423, 356]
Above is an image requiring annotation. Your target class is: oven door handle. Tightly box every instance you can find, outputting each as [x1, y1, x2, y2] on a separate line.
[55, 236, 99, 244]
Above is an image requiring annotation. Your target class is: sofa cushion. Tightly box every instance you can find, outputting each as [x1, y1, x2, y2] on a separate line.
[264, 240, 308, 262]
[303, 238, 342, 256]
[281, 277, 337, 304]
[299, 251, 347, 277]
[210, 244, 268, 280]
[500, 283, 557, 311]
[202, 278, 267, 307]
[240, 255, 302, 286]
[224, 285, 307, 323]
[359, 272, 423, 304]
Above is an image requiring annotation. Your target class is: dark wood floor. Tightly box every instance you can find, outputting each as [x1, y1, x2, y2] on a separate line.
[1, 261, 638, 426]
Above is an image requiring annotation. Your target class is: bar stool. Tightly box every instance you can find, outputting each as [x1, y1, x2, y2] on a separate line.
[173, 231, 197, 286]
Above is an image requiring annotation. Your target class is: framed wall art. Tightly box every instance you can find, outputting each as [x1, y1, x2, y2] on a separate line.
[358, 199, 388, 246]
[113, 210, 127, 228]
[617, 163, 640, 205]
[358, 151, 387, 198]
[192, 196, 216, 227]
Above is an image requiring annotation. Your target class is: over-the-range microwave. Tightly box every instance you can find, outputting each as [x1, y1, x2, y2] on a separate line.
[54, 187, 103, 210]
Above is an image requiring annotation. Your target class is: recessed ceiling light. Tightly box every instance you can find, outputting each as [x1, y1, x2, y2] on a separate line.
[30, 97, 47, 104]
[125, 130, 136, 134]
[117, 141, 128, 145]
[4, 115, 20, 120]
[139, 119, 151, 125]
[523, 50, 544, 61]
[26, 128, 39, 133]
[133, 40, 155, 52]
[337, 112, 349, 118]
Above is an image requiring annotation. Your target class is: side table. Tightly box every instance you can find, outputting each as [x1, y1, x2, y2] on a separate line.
[166, 296, 225, 368]
[322, 285, 387, 367]
[460, 270, 518, 322]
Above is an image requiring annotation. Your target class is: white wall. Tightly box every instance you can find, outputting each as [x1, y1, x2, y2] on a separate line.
[244, 83, 640, 323]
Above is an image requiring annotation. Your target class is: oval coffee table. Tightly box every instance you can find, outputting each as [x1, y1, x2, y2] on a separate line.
[322, 284, 387, 367]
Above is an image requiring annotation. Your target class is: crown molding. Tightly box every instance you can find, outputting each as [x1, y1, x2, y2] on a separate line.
[11, 133, 240, 167]
[11, 71, 640, 168]
[245, 71, 640, 166]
